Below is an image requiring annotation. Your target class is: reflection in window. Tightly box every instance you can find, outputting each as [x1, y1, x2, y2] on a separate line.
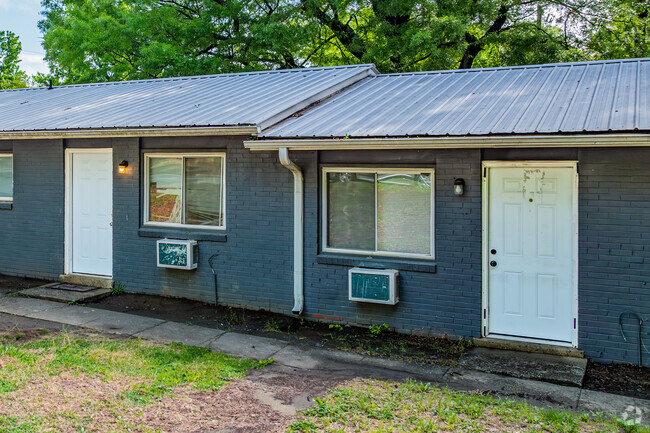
[146, 154, 225, 228]
[325, 170, 433, 257]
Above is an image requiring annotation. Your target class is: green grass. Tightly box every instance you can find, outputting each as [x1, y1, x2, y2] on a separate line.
[288, 378, 650, 433]
[0, 333, 262, 432]
[0, 333, 259, 402]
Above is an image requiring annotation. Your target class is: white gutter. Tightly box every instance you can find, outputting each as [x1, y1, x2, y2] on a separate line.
[278, 147, 304, 314]
[244, 134, 650, 151]
[0, 126, 259, 140]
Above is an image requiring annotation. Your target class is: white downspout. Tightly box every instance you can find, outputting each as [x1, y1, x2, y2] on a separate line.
[278, 148, 304, 314]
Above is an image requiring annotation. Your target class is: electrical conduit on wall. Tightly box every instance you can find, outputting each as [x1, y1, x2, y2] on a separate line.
[278, 148, 304, 314]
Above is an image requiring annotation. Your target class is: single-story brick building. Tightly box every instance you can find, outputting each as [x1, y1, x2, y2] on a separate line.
[0, 59, 647, 365]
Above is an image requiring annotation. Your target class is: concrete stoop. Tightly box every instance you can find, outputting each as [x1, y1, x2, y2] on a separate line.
[18, 283, 112, 304]
[0, 296, 646, 424]
[456, 347, 588, 387]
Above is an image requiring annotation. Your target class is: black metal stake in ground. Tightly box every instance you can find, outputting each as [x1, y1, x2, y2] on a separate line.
[208, 254, 219, 305]
[619, 311, 644, 366]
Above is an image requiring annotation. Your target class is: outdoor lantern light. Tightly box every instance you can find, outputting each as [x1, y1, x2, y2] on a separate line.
[118, 160, 129, 174]
[454, 178, 465, 196]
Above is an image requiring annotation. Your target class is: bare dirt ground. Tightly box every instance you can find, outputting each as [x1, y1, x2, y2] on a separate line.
[0, 312, 413, 432]
[0, 274, 49, 295]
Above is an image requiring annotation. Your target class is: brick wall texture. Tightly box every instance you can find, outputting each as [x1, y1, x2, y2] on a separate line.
[0, 137, 647, 365]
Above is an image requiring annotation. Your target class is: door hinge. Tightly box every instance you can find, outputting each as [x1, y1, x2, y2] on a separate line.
[573, 318, 577, 329]
[576, 163, 579, 174]
[483, 308, 487, 319]
[483, 325, 487, 336]
[483, 167, 487, 178]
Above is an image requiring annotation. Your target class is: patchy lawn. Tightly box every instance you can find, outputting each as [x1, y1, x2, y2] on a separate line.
[0, 332, 265, 432]
[0, 327, 647, 433]
[288, 378, 649, 433]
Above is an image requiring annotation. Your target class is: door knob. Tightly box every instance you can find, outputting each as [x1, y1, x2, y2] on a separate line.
[490, 260, 497, 267]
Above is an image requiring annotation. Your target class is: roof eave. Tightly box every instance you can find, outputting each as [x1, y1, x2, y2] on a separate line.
[0, 125, 260, 140]
[244, 133, 650, 151]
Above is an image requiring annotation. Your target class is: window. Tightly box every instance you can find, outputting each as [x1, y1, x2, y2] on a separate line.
[322, 168, 434, 258]
[144, 153, 225, 229]
[0, 155, 13, 202]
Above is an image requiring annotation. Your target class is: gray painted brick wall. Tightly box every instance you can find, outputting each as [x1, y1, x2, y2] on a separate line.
[301, 149, 483, 338]
[0, 140, 64, 280]
[577, 148, 650, 366]
[0, 137, 648, 366]
[112, 136, 294, 311]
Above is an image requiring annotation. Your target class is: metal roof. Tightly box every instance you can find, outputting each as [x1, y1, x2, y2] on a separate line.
[0, 64, 376, 134]
[261, 58, 650, 138]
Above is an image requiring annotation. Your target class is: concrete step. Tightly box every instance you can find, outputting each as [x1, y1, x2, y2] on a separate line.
[18, 283, 112, 304]
[456, 347, 588, 387]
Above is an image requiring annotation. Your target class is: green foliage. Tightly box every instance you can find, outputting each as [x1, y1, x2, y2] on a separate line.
[256, 358, 275, 368]
[0, 31, 28, 89]
[111, 281, 126, 295]
[584, 0, 649, 59]
[369, 323, 390, 337]
[328, 324, 343, 332]
[263, 319, 282, 333]
[37, 0, 648, 84]
[226, 308, 246, 326]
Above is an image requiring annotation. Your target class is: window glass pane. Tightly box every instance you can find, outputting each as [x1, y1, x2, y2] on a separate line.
[148, 158, 182, 223]
[377, 173, 431, 254]
[327, 172, 375, 250]
[0, 157, 12, 199]
[184, 157, 223, 226]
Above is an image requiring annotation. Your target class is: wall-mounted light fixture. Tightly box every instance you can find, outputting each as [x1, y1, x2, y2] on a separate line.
[454, 178, 465, 196]
[118, 160, 129, 174]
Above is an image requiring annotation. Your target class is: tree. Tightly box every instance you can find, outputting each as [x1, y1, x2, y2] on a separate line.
[0, 31, 28, 89]
[584, 0, 649, 59]
[38, 0, 644, 83]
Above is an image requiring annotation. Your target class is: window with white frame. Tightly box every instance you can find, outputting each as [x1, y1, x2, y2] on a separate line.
[322, 168, 434, 258]
[0, 155, 13, 202]
[144, 153, 225, 229]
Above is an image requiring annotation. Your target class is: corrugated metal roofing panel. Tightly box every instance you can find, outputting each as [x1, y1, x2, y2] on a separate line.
[0, 64, 376, 132]
[261, 58, 650, 138]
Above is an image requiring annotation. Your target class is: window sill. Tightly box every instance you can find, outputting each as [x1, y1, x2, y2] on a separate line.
[138, 227, 227, 242]
[316, 254, 436, 273]
[0, 202, 12, 210]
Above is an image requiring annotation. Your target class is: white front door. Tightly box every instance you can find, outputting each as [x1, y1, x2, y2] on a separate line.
[486, 163, 576, 344]
[69, 150, 113, 277]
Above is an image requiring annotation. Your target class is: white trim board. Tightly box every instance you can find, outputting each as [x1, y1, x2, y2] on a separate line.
[0, 126, 258, 141]
[481, 160, 579, 348]
[244, 134, 650, 150]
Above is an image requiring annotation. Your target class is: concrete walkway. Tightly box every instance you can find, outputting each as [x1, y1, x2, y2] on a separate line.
[0, 295, 647, 424]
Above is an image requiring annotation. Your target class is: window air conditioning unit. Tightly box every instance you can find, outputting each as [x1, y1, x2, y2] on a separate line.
[156, 239, 198, 270]
[348, 268, 399, 305]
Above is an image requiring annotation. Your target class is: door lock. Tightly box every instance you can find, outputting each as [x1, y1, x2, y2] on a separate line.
[490, 249, 497, 255]
[490, 260, 497, 267]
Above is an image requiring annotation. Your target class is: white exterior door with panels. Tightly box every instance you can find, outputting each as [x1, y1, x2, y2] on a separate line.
[69, 150, 113, 277]
[485, 164, 576, 344]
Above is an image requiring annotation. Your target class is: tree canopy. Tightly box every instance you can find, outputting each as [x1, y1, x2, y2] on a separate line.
[38, 0, 649, 84]
[0, 31, 28, 89]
